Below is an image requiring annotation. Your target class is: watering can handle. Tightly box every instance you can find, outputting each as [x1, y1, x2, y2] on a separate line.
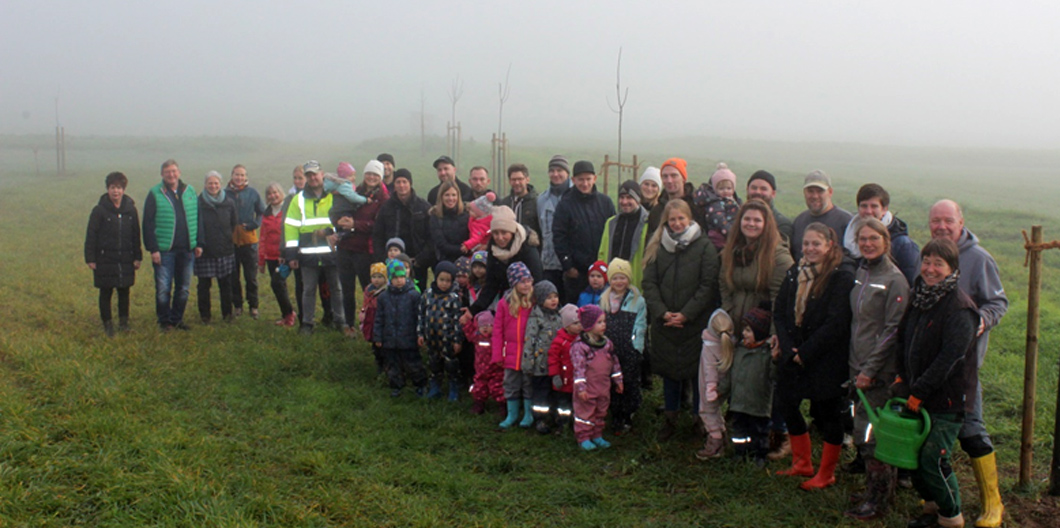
[884, 397, 932, 443]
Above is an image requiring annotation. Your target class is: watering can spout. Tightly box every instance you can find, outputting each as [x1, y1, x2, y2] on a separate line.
[855, 387, 879, 424]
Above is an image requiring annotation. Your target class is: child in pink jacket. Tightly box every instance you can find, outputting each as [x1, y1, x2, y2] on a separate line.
[492, 262, 535, 429]
[464, 310, 503, 415]
[464, 192, 495, 253]
[571, 305, 623, 451]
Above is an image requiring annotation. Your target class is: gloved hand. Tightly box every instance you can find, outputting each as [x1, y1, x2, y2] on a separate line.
[552, 375, 563, 389]
[905, 395, 922, 413]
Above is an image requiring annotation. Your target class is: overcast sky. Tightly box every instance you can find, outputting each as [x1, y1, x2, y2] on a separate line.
[3, 0, 1058, 149]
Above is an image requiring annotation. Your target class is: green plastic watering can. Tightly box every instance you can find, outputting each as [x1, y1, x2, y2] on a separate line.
[856, 388, 931, 470]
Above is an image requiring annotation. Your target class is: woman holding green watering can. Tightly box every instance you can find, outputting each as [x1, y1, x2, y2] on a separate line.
[845, 218, 910, 521]
[893, 237, 979, 528]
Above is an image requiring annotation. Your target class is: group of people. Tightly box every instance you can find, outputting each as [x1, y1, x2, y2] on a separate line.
[84, 153, 1008, 527]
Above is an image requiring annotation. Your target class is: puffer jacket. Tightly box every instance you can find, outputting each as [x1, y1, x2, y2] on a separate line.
[491, 296, 532, 370]
[553, 185, 616, 274]
[374, 281, 421, 349]
[849, 256, 910, 381]
[417, 284, 463, 348]
[84, 194, 142, 289]
[258, 206, 284, 265]
[548, 327, 578, 393]
[428, 205, 471, 262]
[523, 305, 563, 376]
[196, 194, 238, 258]
[720, 242, 793, 334]
[896, 283, 978, 414]
[773, 258, 856, 400]
[641, 229, 720, 380]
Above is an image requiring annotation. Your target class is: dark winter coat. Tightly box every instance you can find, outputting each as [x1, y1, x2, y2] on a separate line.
[333, 183, 388, 254]
[773, 258, 856, 401]
[469, 227, 544, 315]
[84, 194, 142, 289]
[196, 194, 238, 259]
[373, 191, 432, 265]
[896, 282, 978, 414]
[427, 178, 474, 206]
[552, 185, 616, 274]
[641, 231, 721, 380]
[496, 185, 540, 238]
[428, 205, 471, 263]
[374, 281, 422, 349]
[646, 182, 700, 236]
[887, 217, 921, 286]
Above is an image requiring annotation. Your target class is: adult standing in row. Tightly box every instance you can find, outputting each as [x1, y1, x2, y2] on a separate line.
[428, 181, 470, 263]
[496, 163, 540, 237]
[553, 161, 616, 305]
[720, 199, 792, 334]
[374, 168, 432, 291]
[227, 164, 265, 319]
[745, 170, 794, 243]
[143, 159, 198, 331]
[648, 158, 699, 235]
[929, 199, 1008, 528]
[259, 182, 296, 327]
[467, 166, 492, 201]
[377, 153, 396, 194]
[195, 171, 238, 324]
[598, 180, 650, 288]
[791, 170, 852, 261]
[284, 165, 332, 326]
[466, 206, 543, 316]
[773, 222, 855, 490]
[333, 160, 390, 337]
[641, 200, 720, 441]
[537, 155, 571, 300]
[285, 161, 345, 334]
[427, 155, 473, 205]
[84, 171, 142, 336]
[843, 183, 920, 284]
[845, 218, 910, 520]
[638, 166, 662, 214]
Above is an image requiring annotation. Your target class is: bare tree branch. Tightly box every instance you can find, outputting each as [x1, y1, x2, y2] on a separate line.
[498, 63, 512, 137]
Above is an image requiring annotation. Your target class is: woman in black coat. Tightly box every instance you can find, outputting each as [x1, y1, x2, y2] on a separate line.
[428, 181, 471, 263]
[894, 238, 978, 528]
[84, 171, 142, 336]
[465, 205, 543, 316]
[773, 222, 855, 490]
[194, 171, 238, 324]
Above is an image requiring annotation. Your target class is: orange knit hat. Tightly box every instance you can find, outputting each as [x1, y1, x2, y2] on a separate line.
[661, 157, 688, 181]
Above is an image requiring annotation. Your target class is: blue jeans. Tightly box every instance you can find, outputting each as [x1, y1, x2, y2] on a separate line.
[154, 250, 194, 326]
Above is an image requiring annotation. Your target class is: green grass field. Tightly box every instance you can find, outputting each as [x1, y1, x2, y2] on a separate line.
[1, 134, 1058, 526]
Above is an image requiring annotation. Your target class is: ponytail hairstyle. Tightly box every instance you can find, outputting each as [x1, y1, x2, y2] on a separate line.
[708, 309, 736, 372]
[802, 222, 844, 299]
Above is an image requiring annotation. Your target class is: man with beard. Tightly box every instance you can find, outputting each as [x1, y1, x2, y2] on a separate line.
[791, 169, 852, 261]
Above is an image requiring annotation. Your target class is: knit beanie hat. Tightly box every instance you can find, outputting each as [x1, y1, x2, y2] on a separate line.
[548, 155, 570, 174]
[607, 258, 633, 282]
[533, 280, 558, 306]
[337, 162, 356, 180]
[370, 262, 388, 277]
[434, 260, 458, 280]
[387, 260, 408, 279]
[618, 179, 642, 203]
[661, 158, 688, 181]
[710, 162, 737, 190]
[475, 310, 495, 328]
[471, 250, 488, 267]
[587, 260, 609, 282]
[490, 205, 519, 233]
[470, 191, 496, 217]
[748, 170, 776, 191]
[506, 261, 532, 288]
[560, 303, 580, 328]
[393, 168, 412, 184]
[455, 256, 472, 276]
[377, 153, 395, 165]
[386, 237, 405, 253]
[639, 166, 662, 188]
[363, 160, 384, 177]
[742, 304, 773, 342]
[578, 304, 604, 330]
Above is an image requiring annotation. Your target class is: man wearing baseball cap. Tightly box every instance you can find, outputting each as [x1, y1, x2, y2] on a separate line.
[427, 155, 473, 205]
[790, 169, 852, 261]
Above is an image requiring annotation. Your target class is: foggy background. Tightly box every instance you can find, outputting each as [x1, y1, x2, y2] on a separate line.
[3, 0, 1059, 149]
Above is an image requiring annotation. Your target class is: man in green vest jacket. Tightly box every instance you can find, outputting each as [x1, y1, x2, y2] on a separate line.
[142, 159, 198, 330]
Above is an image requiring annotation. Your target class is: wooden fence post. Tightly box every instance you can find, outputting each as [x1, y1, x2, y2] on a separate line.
[1020, 226, 1042, 488]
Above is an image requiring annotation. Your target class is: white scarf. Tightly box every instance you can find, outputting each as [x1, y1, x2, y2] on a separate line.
[660, 222, 702, 253]
[843, 211, 893, 258]
[491, 223, 528, 261]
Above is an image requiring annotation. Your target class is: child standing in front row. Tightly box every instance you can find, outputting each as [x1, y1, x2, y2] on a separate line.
[493, 262, 536, 429]
[548, 304, 581, 432]
[523, 280, 563, 434]
[729, 305, 775, 466]
[465, 310, 503, 415]
[418, 261, 464, 401]
[571, 305, 623, 451]
[599, 258, 647, 435]
[696, 309, 736, 460]
[577, 260, 609, 307]
[374, 260, 427, 397]
[360, 262, 388, 376]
